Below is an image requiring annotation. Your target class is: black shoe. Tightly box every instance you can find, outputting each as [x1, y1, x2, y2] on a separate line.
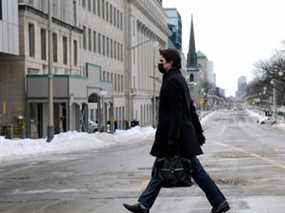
[211, 200, 230, 213]
[123, 203, 149, 213]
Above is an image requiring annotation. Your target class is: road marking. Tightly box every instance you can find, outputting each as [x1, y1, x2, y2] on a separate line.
[213, 142, 285, 170]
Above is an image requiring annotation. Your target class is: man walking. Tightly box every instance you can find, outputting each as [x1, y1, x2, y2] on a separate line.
[123, 49, 230, 213]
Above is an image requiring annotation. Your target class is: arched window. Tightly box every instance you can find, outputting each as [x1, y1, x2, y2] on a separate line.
[190, 74, 194, 82]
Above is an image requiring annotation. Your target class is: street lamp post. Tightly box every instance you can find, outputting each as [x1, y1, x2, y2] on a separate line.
[47, 0, 54, 142]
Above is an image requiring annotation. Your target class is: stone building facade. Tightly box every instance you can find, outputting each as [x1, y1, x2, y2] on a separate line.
[125, 0, 169, 127]
[0, 0, 20, 135]
[0, 0, 169, 138]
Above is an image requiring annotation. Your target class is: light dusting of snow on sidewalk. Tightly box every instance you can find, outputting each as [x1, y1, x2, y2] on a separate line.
[0, 112, 215, 162]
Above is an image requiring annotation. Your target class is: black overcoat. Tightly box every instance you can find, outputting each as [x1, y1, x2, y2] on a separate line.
[150, 68, 204, 159]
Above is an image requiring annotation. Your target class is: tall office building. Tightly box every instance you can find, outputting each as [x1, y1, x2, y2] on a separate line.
[164, 8, 182, 51]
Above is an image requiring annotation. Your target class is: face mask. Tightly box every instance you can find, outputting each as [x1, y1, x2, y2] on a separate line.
[158, 63, 166, 74]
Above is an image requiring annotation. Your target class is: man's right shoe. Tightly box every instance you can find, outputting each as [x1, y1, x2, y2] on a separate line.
[211, 200, 230, 213]
[123, 203, 149, 213]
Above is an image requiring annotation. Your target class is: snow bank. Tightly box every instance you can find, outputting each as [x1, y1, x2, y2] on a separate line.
[0, 111, 216, 162]
[0, 126, 155, 162]
[246, 109, 269, 124]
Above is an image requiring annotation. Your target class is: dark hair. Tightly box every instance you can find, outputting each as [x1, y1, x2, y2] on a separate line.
[159, 48, 181, 69]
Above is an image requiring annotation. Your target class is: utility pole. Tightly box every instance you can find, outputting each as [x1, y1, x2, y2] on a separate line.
[47, 0, 54, 142]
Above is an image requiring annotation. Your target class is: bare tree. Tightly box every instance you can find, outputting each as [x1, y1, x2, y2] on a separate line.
[249, 50, 285, 105]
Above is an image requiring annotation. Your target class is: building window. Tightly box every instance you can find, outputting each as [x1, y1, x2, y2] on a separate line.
[97, 0, 101, 16]
[190, 74, 194, 82]
[117, 43, 120, 61]
[52, 33, 58, 62]
[73, 40, 78, 66]
[98, 33, 101, 54]
[103, 71, 106, 81]
[93, 31, 97, 52]
[117, 43, 118, 60]
[0, 0, 2, 20]
[133, 49, 135, 64]
[107, 72, 110, 81]
[52, 0, 58, 17]
[73, 0, 77, 25]
[114, 74, 117, 91]
[93, 0, 96, 14]
[28, 23, 35, 57]
[114, 41, 117, 60]
[102, 0, 105, 19]
[102, 35, 105, 56]
[63, 36, 68, 65]
[118, 75, 121, 92]
[88, 0, 91, 11]
[121, 44, 124, 61]
[119, 75, 122, 92]
[61, 1, 66, 20]
[82, 0, 86, 8]
[110, 39, 113, 58]
[106, 2, 109, 22]
[88, 28, 92, 51]
[113, 7, 116, 27]
[83, 26, 87, 49]
[40, 0, 46, 12]
[117, 10, 120, 28]
[120, 12, 123, 30]
[110, 4, 113, 24]
[121, 75, 124, 91]
[106, 37, 109, 57]
[117, 75, 120, 92]
[133, 19, 136, 36]
[40, 28, 47, 60]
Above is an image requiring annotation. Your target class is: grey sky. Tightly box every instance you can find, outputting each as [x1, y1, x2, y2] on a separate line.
[163, 0, 285, 97]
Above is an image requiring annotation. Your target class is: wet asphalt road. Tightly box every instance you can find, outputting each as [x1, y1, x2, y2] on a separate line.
[0, 109, 285, 213]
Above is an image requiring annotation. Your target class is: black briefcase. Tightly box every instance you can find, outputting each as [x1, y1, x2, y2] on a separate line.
[152, 156, 193, 188]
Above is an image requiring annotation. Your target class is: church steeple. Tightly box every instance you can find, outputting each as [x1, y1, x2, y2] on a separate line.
[187, 15, 197, 68]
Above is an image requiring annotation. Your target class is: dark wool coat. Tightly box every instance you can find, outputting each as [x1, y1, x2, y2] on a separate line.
[150, 68, 205, 159]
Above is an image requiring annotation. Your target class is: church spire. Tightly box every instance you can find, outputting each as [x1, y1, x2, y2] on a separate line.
[187, 15, 197, 68]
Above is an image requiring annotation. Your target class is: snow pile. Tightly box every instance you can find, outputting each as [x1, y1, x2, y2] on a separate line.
[0, 111, 216, 162]
[0, 126, 155, 162]
[246, 109, 270, 124]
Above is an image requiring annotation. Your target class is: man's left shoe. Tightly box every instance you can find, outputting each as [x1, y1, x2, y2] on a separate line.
[211, 200, 230, 213]
[123, 203, 149, 213]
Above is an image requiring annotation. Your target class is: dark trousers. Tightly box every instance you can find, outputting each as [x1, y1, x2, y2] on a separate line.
[138, 157, 226, 209]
